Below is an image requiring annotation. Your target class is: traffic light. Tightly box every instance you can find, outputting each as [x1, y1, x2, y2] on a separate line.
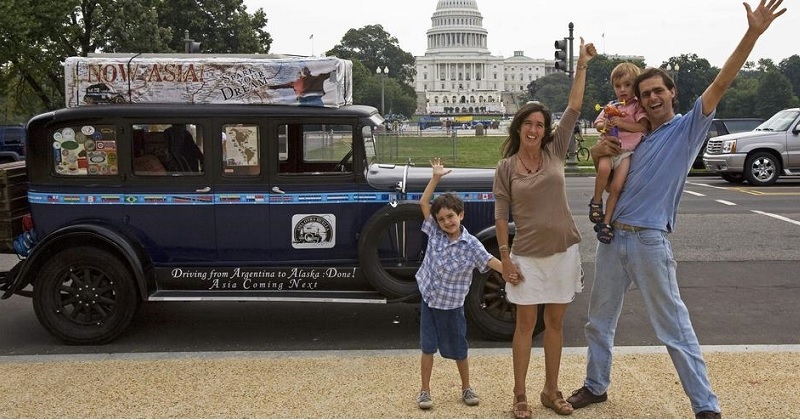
[554, 39, 568, 72]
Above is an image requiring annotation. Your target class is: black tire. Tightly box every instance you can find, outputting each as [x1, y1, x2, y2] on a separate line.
[33, 247, 139, 344]
[358, 203, 425, 299]
[720, 173, 745, 184]
[464, 243, 544, 341]
[744, 151, 780, 186]
[577, 147, 590, 162]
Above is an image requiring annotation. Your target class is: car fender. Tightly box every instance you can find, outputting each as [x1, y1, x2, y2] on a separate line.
[473, 222, 516, 250]
[3, 223, 152, 300]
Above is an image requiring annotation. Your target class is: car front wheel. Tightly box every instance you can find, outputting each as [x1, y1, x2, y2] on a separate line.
[744, 151, 780, 186]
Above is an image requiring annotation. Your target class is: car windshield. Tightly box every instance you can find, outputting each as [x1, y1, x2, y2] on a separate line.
[362, 114, 384, 164]
[755, 109, 800, 131]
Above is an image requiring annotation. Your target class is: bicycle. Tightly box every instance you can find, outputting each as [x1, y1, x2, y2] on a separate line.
[574, 131, 590, 162]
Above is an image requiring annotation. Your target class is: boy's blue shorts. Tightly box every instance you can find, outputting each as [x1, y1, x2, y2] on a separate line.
[419, 300, 468, 360]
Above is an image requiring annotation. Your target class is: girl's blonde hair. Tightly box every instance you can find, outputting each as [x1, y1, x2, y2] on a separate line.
[610, 62, 641, 84]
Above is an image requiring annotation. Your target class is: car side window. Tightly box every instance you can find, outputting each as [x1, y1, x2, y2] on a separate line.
[52, 125, 118, 176]
[132, 123, 204, 175]
[278, 123, 354, 174]
[222, 124, 260, 176]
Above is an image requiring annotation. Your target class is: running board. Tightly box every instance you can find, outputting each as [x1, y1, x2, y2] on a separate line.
[149, 290, 388, 304]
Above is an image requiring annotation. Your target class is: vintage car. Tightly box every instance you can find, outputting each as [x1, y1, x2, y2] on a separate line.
[0, 103, 536, 344]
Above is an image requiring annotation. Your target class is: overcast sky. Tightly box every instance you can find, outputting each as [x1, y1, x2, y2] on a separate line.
[244, 0, 793, 69]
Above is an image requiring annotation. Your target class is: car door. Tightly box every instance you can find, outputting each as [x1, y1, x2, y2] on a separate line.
[266, 120, 361, 264]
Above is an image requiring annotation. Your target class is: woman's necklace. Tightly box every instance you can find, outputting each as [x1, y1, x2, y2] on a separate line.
[519, 154, 542, 174]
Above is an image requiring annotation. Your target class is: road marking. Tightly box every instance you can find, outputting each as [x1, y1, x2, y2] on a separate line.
[737, 188, 800, 196]
[716, 200, 737, 206]
[683, 190, 705, 196]
[685, 181, 729, 191]
[752, 210, 800, 226]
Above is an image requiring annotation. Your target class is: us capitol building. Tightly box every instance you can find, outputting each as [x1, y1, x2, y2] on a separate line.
[413, 0, 561, 116]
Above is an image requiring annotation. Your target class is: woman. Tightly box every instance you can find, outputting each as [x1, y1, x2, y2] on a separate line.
[493, 37, 596, 419]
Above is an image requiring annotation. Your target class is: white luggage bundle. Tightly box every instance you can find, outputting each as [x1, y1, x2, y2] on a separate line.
[64, 54, 353, 108]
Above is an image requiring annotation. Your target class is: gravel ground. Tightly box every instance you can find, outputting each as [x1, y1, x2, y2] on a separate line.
[1, 346, 797, 418]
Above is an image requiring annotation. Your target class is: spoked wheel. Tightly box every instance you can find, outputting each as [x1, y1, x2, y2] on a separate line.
[358, 203, 425, 300]
[33, 247, 139, 344]
[577, 147, 590, 162]
[465, 244, 544, 341]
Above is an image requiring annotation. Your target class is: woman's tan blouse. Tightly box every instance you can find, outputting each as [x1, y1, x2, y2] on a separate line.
[493, 107, 582, 257]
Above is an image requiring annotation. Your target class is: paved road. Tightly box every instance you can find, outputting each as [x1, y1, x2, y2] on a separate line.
[1, 176, 798, 354]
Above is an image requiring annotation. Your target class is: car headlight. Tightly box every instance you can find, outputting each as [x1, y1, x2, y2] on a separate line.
[722, 139, 737, 153]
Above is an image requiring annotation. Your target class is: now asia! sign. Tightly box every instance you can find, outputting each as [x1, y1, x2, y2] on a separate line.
[63, 54, 353, 108]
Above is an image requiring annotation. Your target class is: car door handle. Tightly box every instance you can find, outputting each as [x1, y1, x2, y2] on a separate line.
[195, 186, 211, 193]
[271, 186, 285, 194]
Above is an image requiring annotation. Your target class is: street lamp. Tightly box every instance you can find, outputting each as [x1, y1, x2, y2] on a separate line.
[666, 63, 680, 83]
[376, 66, 389, 115]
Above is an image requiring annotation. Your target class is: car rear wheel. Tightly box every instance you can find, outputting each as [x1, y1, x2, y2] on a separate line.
[744, 151, 780, 186]
[32, 247, 138, 344]
[464, 243, 544, 341]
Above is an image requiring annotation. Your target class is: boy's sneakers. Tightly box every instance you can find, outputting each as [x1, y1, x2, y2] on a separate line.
[462, 387, 480, 406]
[417, 390, 433, 409]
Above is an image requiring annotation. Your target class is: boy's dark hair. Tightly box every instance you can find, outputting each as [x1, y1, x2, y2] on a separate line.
[430, 192, 464, 217]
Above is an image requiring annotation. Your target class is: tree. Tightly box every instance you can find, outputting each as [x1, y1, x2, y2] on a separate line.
[754, 70, 798, 117]
[779, 55, 800, 102]
[0, 0, 270, 117]
[529, 73, 571, 114]
[326, 25, 415, 86]
[327, 25, 417, 117]
[660, 54, 715, 115]
[156, 0, 271, 54]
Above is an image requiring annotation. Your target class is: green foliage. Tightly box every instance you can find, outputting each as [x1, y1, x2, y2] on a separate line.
[157, 0, 271, 53]
[326, 24, 416, 85]
[779, 55, 800, 102]
[326, 25, 417, 117]
[754, 70, 798, 117]
[528, 73, 571, 114]
[0, 0, 270, 118]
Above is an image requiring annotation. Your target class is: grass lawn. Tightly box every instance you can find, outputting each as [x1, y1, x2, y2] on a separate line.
[374, 133, 600, 170]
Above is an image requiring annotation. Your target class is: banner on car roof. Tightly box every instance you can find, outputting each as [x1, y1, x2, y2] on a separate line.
[64, 54, 353, 108]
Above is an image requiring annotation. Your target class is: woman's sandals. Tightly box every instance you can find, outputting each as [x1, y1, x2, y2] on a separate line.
[512, 394, 532, 419]
[540, 391, 574, 416]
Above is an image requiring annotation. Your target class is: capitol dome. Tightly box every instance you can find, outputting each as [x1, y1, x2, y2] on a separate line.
[426, 0, 489, 55]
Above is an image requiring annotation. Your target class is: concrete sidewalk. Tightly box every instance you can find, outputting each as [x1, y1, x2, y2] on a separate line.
[1, 345, 797, 418]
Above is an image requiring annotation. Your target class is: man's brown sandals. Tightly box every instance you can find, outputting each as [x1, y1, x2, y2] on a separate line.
[513, 394, 532, 419]
[540, 391, 574, 415]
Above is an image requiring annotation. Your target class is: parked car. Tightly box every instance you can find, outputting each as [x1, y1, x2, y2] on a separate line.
[692, 118, 764, 169]
[0, 103, 540, 344]
[703, 108, 800, 185]
[0, 125, 26, 163]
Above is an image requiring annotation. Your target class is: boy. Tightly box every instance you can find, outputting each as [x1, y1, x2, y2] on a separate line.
[415, 157, 503, 410]
[589, 62, 649, 243]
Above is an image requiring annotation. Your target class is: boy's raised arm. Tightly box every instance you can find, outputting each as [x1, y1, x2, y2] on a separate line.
[420, 157, 452, 219]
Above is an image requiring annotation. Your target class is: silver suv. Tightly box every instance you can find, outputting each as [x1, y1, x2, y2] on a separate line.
[703, 108, 800, 185]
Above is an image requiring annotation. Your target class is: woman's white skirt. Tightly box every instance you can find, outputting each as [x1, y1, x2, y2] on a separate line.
[505, 243, 583, 305]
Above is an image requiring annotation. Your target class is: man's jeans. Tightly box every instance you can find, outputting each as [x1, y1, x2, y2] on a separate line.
[583, 228, 720, 414]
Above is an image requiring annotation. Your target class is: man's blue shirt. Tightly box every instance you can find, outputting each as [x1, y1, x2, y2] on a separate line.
[614, 97, 715, 232]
